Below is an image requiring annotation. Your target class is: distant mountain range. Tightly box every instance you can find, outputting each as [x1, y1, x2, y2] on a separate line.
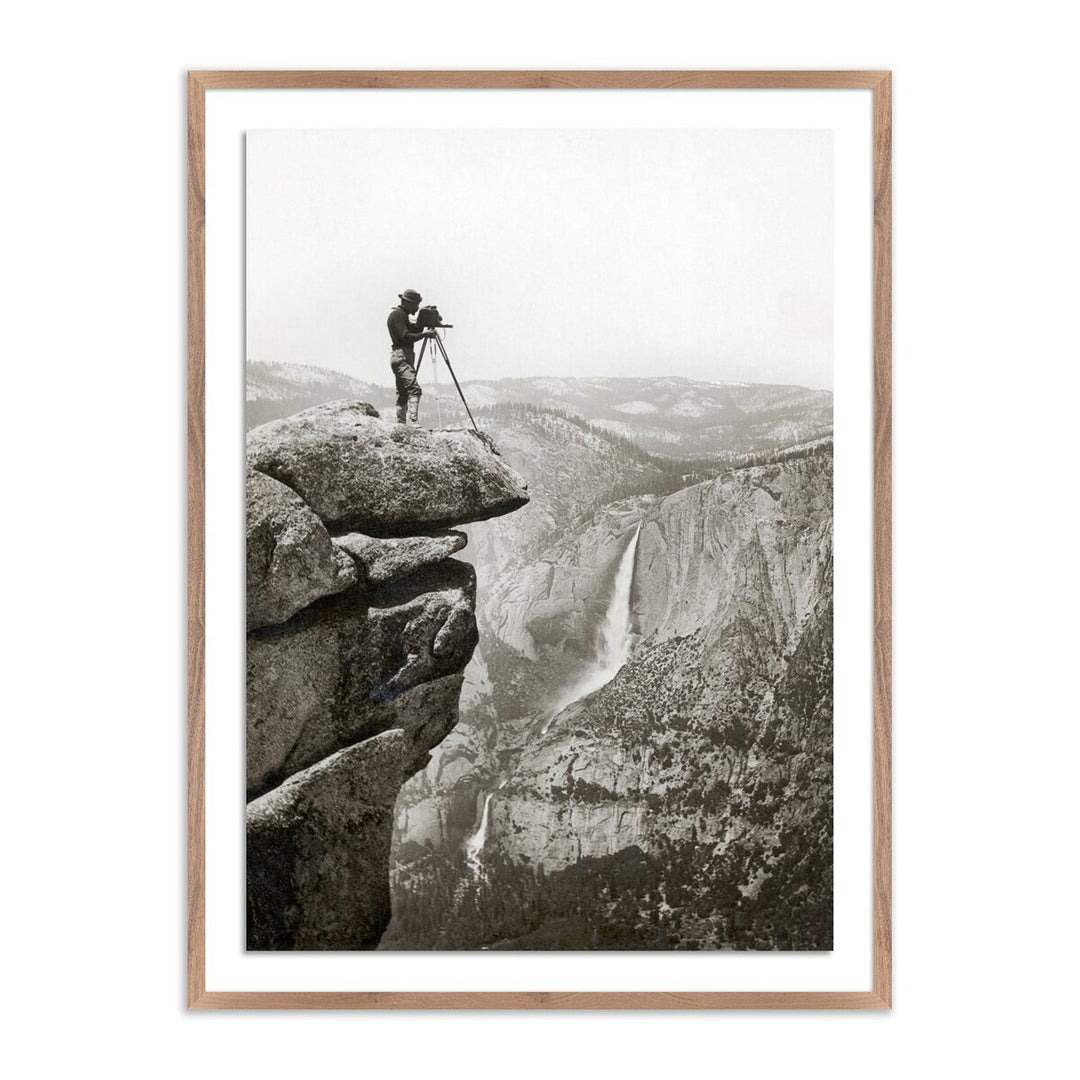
[246, 361, 832, 458]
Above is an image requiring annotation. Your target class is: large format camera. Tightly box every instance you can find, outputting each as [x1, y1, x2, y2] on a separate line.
[416, 304, 451, 329]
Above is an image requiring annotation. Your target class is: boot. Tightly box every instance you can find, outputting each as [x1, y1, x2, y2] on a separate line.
[407, 394, 420, 425]
[396, 403, 407, 424]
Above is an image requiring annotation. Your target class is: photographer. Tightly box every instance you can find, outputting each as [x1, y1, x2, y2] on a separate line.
[387, 288, 437, 424]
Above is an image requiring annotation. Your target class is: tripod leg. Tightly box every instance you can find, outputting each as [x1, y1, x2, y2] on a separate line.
[434, 337, 480, 434]
[414, 337, 427, 377]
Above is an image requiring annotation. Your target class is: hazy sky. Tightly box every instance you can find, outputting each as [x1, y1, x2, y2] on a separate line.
[247, 129, 832, 389]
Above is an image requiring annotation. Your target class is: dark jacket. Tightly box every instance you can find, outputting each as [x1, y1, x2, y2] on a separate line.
[387, 306, 426, 356]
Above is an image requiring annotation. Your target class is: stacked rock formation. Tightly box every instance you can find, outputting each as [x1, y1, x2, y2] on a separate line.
[245, 401, 528, 950]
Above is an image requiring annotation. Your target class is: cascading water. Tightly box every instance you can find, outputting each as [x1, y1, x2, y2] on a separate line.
[465, 792, 494, 869]
[544, 523, 641, 729]
[465, 527, 642, 867]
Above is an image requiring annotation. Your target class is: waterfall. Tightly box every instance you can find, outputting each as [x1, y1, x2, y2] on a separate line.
[546, 523, 641, 726]
[467, 528, 641, 867]
[600, 522, 641, 674]
[465, 791, 494, 869]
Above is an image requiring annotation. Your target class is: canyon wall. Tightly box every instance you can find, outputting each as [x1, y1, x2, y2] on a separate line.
[389, 447, 832, 948]
[396, 444, 831, 852]
[487, 452, 833, 871]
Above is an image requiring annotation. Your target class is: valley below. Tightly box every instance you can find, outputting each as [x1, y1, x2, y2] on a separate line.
[248, 363, 834, 951]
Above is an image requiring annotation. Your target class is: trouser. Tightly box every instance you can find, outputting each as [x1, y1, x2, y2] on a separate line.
[390, 350, 422, 423]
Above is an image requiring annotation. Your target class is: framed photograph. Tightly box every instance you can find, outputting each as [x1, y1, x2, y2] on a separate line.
[188, 70, 891, 1009]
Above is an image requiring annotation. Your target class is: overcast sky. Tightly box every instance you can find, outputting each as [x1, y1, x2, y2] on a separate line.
[247, 128, 832, 389]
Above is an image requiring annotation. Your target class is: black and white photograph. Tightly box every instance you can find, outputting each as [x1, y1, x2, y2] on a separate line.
[244, 127, 835, 952]
[11, 0, 1080, 1067]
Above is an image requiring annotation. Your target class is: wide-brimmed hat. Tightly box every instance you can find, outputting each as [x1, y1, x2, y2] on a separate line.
[398, 289, 422, 304]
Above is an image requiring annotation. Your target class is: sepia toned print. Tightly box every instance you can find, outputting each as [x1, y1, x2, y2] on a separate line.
[244, 127, 834, 953]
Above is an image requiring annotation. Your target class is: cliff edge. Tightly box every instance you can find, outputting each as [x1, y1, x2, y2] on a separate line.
[245, 401, 528, 949]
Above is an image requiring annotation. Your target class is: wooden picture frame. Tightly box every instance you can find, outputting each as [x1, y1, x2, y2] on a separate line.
[188, 69, 891, 1010]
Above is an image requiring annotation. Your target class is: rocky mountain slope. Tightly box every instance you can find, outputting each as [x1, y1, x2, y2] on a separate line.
[384, 444, 833, 950]
[244, 401, 528, 949]
[244, 363, 834, 951]
[490, 452, 832, 869]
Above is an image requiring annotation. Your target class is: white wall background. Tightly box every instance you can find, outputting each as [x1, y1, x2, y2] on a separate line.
[4, 3, 1076, 1078]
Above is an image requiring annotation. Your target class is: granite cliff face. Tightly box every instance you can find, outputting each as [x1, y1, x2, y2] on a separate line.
[245, 401, 527, 950]
[489, 454, 832, 871]
[387, 437, 832, 950]
[397, 450, 830, 848]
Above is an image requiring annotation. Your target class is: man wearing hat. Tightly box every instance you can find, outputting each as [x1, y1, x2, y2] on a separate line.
[387, 288, 436, 424]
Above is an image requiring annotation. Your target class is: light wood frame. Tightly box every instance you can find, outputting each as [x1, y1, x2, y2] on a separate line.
[187, 69, 892, 1010]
